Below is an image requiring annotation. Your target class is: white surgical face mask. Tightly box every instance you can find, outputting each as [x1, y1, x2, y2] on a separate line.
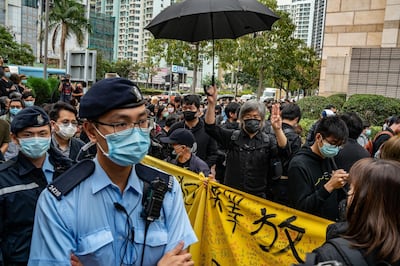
[56, 123, 77, 139]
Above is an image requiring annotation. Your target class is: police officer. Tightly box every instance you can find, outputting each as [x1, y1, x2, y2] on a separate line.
[28, 78, 197, 266]
[0, 106, 72, 265]
[204, 86, 289, 199]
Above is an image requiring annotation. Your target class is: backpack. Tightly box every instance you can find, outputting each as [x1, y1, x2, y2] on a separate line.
[365, 130, 394, 157]
[298, 238, 393, 266]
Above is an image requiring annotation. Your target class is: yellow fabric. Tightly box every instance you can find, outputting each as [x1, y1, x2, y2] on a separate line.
[143, 156, 333, 265]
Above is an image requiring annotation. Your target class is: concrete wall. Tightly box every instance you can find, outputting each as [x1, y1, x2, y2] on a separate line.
[318, 0, 400, 96]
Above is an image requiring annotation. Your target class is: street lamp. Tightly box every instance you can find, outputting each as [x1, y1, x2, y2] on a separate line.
[43, 0, 50, 79]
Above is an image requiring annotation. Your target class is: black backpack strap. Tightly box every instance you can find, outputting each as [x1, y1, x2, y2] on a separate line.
[135, 163, 174, 222]
[231, 129, 241, 141]
[327, 238, 368, 266]
[47, 159, 95, 200]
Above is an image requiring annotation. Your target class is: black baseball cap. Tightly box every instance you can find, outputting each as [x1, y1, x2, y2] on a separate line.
[160, 128, 195, 148]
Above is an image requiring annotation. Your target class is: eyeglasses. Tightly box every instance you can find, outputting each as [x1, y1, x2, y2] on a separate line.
[322, 139, 343, 149]
[94, 117, 154, 136]
[58, 120, 78, 127]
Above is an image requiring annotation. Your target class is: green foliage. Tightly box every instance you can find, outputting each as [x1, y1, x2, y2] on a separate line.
[0, 26, 35, 65]
[294, 45, 320, 96]
[326, 94, 346, 111]
[141, 88, 165, 96]
[29, 77, 51, 105]
[47, 0, 91, 67]
[202, 75, 222, 87]
[47, 77, 60, 93]
[96, 51, 112, 81]
[370, 126, 382, 139]
[113, 60, 139, 79]
[342, 94, 400, 126]
[240, 89, 255, 95]
[297, 96, 329, 120]
[299, 118, 317, 139]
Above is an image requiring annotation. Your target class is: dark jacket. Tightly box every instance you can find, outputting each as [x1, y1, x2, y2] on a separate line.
[288, 146, 345, 221]
[267, 122, 302, 205]
[312, 222, 400, 266]
[169, 153, 210, 176]
[280, 123, 302, 175]
[169, 119, 218, 167]
[51, 136, 91, 163]
[0, 150, 72, 265]
[205, 123, 289, 198]
[305, 120, 319, 146]
[372, 128, 394, 156]
[334, 138, 370, 172]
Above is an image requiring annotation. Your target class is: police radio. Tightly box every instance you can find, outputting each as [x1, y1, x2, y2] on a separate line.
[141, 177, 169, 222]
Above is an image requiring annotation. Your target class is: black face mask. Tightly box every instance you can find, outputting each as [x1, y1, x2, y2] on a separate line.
[244, 119, 261, 134]
[183, 111, 197, 121]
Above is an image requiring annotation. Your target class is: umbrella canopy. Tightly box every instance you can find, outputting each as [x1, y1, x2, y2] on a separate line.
[145, 0, 279, 86]
[145, 0, 280, 42]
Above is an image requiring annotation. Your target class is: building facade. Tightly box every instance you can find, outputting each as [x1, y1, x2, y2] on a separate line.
[319, 0, 400, 97]
[88, 10, 115, 61]
[1, 0, 40, 61]
[277, 0, 326, 55]
[92, 0, 173, 63]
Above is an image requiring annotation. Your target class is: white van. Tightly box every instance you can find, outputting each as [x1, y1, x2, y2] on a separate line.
[259, 88, 277, 103]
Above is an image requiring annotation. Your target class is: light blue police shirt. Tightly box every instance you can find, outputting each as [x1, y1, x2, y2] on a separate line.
[28, 158, 197, 266]
[42, 153, 54, 184]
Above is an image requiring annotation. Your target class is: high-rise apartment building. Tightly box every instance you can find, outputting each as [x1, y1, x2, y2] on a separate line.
[277, 0, 326, 56]
[1, 0, 40, 61]
[92, 0, 173, 63]
[311, 0, 326, 56]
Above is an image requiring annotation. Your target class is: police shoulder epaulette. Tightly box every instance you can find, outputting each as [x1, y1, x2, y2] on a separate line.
[47, 159, 95, 200]
[135, 163, 173, 191]
[0, 158, 17, 171]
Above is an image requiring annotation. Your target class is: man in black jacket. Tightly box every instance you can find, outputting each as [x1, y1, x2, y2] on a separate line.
[168, 94, 218, 168]
[0, 106, 72, 265]
[204, 86, 289, 199]
[335, 112, 370, 172]
[288, 116, 348, 221]
[270, 103, 302, 205]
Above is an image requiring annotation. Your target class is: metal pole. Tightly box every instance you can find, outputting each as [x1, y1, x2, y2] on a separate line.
[43, 0, 50, 79]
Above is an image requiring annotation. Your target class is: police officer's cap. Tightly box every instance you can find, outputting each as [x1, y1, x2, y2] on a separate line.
[11, 106, 50, 134]
[79, 78, 146, 120]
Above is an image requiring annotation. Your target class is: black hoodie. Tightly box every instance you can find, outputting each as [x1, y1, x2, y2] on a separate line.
[288, 145, 344, 221]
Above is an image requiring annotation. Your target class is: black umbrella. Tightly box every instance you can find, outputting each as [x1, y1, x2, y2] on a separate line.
[145, 0, 279, 85]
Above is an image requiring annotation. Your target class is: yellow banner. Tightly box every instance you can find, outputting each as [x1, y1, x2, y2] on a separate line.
[143, 156, 333, 266]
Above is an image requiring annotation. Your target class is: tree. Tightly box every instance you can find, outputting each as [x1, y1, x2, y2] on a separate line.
[146, 38, 208, 93]
[112, 60, 139, 79]
[294, 45, 321, 96]
[95, 51, 113, 81]
[46, 0, 91, 68]
[0, 26, 35, 65]
[268, 11, 302, 99]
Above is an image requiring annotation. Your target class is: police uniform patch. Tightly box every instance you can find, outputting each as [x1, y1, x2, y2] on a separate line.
[131, 86, 143, 101]
[37, 114, 44, 125]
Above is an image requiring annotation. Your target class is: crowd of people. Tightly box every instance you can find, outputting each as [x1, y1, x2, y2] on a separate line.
[0, 65, 399, 265]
